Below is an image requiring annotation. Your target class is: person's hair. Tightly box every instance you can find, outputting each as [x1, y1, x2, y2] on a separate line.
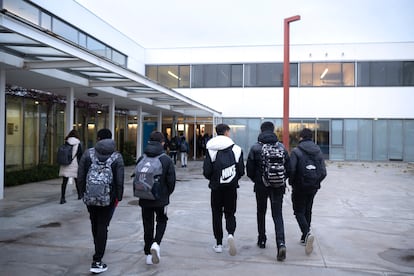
[97, 128, 112, 140]
[260, 121, 275, 132]
[299, 128, 313, 140]
[215, 123, 230, 135]
[65, 129, 80, 140]
[149, 131, 165, 143]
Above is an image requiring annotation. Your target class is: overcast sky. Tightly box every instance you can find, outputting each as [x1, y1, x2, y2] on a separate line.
[75, 0, 414, 48]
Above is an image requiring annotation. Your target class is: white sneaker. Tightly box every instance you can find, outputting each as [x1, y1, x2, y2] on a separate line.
[213, 244, 223, 253]
[227, 234, 237, 256]
[305, 233, 314, 255]
[146, 254, 153, 265]
[150, 242, 160, 264]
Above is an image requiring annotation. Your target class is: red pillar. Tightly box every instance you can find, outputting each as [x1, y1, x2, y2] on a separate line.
[283, 15, 300, 151]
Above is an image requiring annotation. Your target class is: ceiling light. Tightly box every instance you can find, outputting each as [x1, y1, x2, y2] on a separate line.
[87, 92, 98, 97]
[168, 70, 181, 80]
[320, 68, 329, 79]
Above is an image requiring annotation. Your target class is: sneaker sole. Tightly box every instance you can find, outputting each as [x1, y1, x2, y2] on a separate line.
[305, 234, 314, 255]
[228, 236, 237, 256]
[150, 248, 160, 264]
[90, 267, 108, 273]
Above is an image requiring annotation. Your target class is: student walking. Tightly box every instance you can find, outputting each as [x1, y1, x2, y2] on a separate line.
[179, 136, 189, 167]
[289, 128, 326, 255]
[135, 131, 176, 265]
[246, 121, 291, 261]
[58, 129, 82, 204]
[203, 124, 245, 256]
[77, 128, 124, 274]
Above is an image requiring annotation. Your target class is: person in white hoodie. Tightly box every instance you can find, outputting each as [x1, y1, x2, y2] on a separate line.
[58, 129, 82, 204]
[203, 124, 245, 256]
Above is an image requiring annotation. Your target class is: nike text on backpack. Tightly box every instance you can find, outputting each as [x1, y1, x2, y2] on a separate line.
[133, 153, 165, 200]
[295, 148, 326, 190]
[57, 142, 74, 165]
[213, 145, 237, 187]
[261, 142, 286, 188]
[83, 149, 118, 206]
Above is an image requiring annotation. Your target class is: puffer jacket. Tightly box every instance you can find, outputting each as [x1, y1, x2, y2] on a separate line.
[77, 138, 124, 203]
[246, 131, 291, 190]
[203, 135, 245, 190]
[137, 141, 176, 208]
[59, 137, 82, 178]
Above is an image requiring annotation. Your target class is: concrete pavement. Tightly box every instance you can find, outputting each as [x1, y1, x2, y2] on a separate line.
[0, 161, 413, 275]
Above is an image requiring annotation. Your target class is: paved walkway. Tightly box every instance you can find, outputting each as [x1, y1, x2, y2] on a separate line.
[0, 161, 413, 275]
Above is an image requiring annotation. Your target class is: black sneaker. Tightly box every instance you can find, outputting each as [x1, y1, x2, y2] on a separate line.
[257, 239, 266, 248]
[90, 261, 108, 274]
[277, 244, 286, 261]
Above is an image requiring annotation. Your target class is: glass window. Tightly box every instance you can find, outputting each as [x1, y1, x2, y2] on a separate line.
[159, 65, 180, 88]
[358, 119, 372, 160]
[179, 65, 190, 88]
[52, 18, 78, 44]
[231, 64, 243, 87]
[245, 63, 283, 87]
[40, 12, 52, 30]
[331, 120, 343, 145]
[344, 119, 358, 160]
[389, 120, 403, 160]
[6, 97, 23, 170]
[403, 61, 414, 86]
[357, 61, 404, 86]
[4, 0, 39, 25]
[87, 37, 106, 57]
[79, 32, 87, 48]
[301, 63, 354, 87]
[191, 64, 231, 88]
[404, 120, 414, 161]
[373, 120, 387, 161]
[146, 66, 158, 82]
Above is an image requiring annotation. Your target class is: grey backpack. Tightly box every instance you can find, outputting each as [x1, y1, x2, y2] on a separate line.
[133, 153, 165, 200]
[83, 149, 118, 206]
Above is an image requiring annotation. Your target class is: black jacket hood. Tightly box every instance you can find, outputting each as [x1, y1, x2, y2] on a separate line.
[298, 139, 321, 156]
[258, 131, 279, 144]
[144, 141, 164, 157]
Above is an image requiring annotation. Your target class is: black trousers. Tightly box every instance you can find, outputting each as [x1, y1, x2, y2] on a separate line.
[210, 187, 237, 245]
[141, 206, 168, 255]
[255, 184, 285, 247]
[87, 204, 116, 262]
[291, 189, 317, 238]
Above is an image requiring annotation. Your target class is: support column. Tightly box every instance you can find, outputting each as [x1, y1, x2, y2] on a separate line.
[108, 97, 115, 136]
[0, 69, 5, 199]
[65, 87, 75, 134]
[157, 110, 162, 132]
[136, 105, 143, 159]
[193, 115, 197, 160]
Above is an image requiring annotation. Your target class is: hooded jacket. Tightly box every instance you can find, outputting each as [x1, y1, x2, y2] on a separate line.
[289, 138, 327, 190]
[137, 141, 176, 207]
[77, 138, 124, 203]
[246, 131, 291, 189]
[203, 135, 245, 190]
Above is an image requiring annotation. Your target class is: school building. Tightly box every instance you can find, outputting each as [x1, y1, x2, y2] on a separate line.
[0, 0, 413, 199]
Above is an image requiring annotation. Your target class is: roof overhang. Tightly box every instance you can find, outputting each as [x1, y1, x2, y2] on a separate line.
[0, 10, 221, 118]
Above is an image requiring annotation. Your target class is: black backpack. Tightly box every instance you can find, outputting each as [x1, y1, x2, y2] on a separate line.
[212, 145, 238, 188]
[57, 142, 74, 165]
[261, 142, 286, 188]
[294, 148, 326, 190]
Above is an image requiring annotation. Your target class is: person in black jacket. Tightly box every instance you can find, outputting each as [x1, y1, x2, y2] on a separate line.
[137, 131, 176, 265]
[246, 121, 291, 262]
[77, 128, 124, 274]
[289, 128, 326, 255]
[203, 124, 245, 256]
